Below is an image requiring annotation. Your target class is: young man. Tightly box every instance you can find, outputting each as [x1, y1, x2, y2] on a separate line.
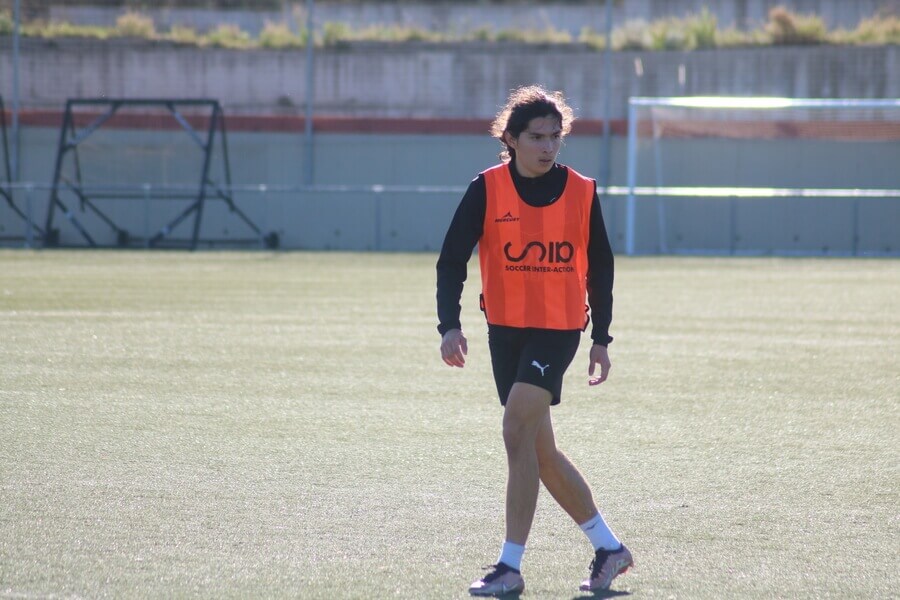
[436, 85, 633, 595]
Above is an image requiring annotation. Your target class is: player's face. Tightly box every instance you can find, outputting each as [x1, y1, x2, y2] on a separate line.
[506, 116, 563, 178]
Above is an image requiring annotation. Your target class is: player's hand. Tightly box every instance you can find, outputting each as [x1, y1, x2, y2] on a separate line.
[441, 329, 468, 368]
[588, 344, 611, 386]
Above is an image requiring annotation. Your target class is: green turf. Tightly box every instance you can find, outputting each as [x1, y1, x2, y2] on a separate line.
[1, 250, 897, 599]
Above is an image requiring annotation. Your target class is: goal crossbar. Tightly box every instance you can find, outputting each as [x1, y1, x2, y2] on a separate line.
[608, 186, 900, 199]
[629, 97, 900, 110]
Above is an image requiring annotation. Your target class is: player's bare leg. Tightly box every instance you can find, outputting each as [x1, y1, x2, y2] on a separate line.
[535, 412, 597, 524]
[470, 383, 549, 596]
[502, 382, 553, 545]
[536, 410, 633, 591]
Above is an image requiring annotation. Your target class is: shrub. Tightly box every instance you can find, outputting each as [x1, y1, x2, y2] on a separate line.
[23, 20, 111, 40]
[714, 27, 758, 48]
[495, 26, 572, 44]
[321, 21, 352, 45]
[765, 5, 828, 45]
[467, 26, 494, 42]
[259, 21, 304, 48]
[578, 26, 606, 50]
[612, 20, 650, 50]
[114, 11, 156, 39]
[0, 10, 13, 36]
[202, 23, 253, 49]
[165, 24, 200, 45]
[685, 7, 717, 49]
[395, 26, 440, 42]
[648, 19, 688, 50]
[847, 15, 900, 45]
[356, 24, 441, 43]
[639, 9, 718, 51]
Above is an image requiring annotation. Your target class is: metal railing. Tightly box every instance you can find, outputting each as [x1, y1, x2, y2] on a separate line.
[2, 181, 898, 255]
[0, 182, 468, 250]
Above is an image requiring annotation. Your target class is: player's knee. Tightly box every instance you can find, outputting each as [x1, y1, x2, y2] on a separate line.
[502, 416, 532, 455]
[502, 410, 543, 456]
[502, 384, 551, 454]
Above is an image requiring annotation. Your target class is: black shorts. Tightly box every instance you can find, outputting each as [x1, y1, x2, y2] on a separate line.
[487, 324, 581, 406]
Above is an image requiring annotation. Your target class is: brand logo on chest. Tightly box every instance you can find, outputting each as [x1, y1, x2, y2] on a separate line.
[494, 211, 520, 223]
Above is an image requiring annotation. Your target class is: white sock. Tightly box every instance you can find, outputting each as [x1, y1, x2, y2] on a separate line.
[579, 512, 621, 551]
[497, 541, 525, 571]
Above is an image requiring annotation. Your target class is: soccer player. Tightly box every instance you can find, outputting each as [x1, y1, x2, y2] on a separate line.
[436, 85, 632, 596]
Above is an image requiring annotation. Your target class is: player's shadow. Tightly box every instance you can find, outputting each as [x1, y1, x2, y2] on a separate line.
[485, 592, 523, 599]
[571, 590, 631, 599]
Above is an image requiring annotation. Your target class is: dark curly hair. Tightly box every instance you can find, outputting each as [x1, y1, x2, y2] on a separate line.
[490, 85, 575, 163]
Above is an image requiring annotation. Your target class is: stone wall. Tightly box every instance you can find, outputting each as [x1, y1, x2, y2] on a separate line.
[5, 39, 898, 118]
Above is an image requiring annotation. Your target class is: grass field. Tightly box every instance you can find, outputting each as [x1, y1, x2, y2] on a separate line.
[0, 250, 897, 599]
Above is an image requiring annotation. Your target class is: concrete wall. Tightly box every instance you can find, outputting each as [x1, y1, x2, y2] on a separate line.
[5, 39, 899, 117]
[1, 40, 897, 254]
[48, 0, 900, 35]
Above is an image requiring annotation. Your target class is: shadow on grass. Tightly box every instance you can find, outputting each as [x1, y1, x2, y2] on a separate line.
[480, 591, 628, 600]
[571, 590, 631, 599]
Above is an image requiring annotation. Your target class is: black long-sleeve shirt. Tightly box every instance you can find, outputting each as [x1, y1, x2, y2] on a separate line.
[436, 162, 615, 346]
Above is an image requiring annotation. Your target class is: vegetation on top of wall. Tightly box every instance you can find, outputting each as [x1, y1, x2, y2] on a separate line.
[8, 0, 619, 6]
[8, 0, 282, 10]
[1, 5, 898, 50]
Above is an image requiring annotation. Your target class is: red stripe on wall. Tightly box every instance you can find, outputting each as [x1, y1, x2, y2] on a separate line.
[12, 110, 499, 134]
[7, 110, 626, 136]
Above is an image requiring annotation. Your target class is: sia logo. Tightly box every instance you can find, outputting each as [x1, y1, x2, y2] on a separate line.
[503, 241, 574, 263]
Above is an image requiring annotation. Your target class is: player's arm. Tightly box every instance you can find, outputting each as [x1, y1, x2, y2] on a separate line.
[586, 183, 614, 384]
[436, 176, 486, 367]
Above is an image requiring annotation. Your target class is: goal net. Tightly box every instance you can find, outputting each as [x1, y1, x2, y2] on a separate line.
[622, 97, 900, 256]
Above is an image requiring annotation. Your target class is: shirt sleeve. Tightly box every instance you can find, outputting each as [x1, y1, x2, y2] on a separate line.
[436, 175, 486, 336]
[586, 183, 615, 346]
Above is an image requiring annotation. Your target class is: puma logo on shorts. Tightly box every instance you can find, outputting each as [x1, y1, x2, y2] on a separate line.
[531, 360, 550, 376]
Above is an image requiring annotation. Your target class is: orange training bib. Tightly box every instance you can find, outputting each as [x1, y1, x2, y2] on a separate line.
[478, 164, 593, 330]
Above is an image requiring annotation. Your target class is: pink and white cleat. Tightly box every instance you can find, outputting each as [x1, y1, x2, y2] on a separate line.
[469, 562, 525, 596]
[579, 544, 633, 591]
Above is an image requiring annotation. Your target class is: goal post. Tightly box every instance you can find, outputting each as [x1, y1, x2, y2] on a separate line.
[0, 95, 45, 243]
[623, 96, 900, 256]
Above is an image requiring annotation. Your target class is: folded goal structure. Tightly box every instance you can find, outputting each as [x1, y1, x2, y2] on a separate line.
[45, 98, 278, 249]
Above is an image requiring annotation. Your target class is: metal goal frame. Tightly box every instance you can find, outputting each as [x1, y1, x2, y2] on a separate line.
[44, 98, 277, 250]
